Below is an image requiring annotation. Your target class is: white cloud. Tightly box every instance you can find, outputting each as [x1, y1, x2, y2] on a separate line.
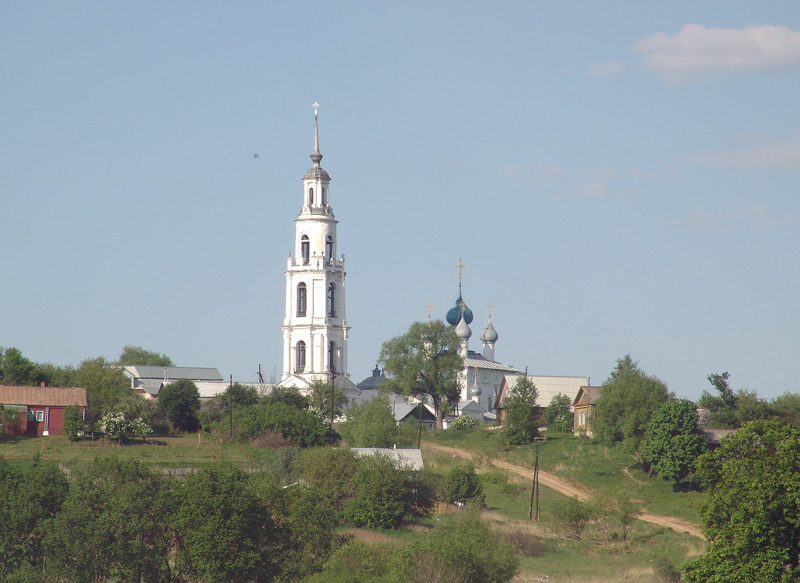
[555, 182, 610, 199]
[588, 61, 627, 78]
[585, 165, 614, 181]
[635, 24, 800, 79]
[499, 164, 526, 176]
[538, 164, 569, 178]
[673, 206, 794, 228]
[689, 130, 800, 168]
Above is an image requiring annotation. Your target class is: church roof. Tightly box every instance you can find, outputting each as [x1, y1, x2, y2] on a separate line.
[357, 366, 386, 390]
[446, 290, 473, 326]
[303, 166, 330, 181]
[123, 366, 224, 382]
[464, 351, 519, 372]
[480, 318, 498, 343]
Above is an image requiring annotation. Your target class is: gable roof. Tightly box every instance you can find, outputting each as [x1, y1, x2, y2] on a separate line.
[498, 374, 589, 409]
[572, 386, 602, 407]
[123, 366, 224, 382]
[464, 351, 519, 373]
[0, 386, 87, 407]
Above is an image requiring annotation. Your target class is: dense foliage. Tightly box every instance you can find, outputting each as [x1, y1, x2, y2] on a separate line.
[502, 376, 540, 444]
[593, 355, 670, 451]
[117, 345, 175, 366]
[379, 320, 463, 429]
[0, 456, 345, 583]
[440, 463, 484, 506]
[544, 392, 573, 432]
[640, 399, 707, 486]
[683, 419, 800, 582]
[158, 378, 201, 432]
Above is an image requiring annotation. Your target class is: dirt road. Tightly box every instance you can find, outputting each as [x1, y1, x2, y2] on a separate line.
[424, 442, 704, 540]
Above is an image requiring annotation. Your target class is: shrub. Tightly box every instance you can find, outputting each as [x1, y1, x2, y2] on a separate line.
[501, 528, 546, 557]
[452, 415, 479, 431]
[61, 405, 85, 441]
[344, 453, 407, 529]
[97, 412, 152, 444]
[551, 496, 593, 539]
[441, 464, 485, 506]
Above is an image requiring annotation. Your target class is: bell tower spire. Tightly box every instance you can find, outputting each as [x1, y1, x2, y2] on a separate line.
[279, 104, 353, 391]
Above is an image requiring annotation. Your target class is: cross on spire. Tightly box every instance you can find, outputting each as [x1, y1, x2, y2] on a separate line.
[455, 258, 466, 286]
[487, 302, 493, 318]
[313, 102, 319, 118]
[425, 301, 434, 322]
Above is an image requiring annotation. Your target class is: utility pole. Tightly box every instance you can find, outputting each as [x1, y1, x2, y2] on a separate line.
[529, 442, 540, 520]
[330, 368, 336, 429]
[229, 375, 233, 438]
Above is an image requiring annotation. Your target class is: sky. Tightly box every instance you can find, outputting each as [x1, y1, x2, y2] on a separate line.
[1, 2, 799, 401]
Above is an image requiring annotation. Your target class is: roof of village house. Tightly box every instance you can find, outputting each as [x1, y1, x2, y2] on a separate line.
[0, 386, 87, 407]
[352, 448, 424, 471]
[572, 386, 603, 406]
[123, 366, 224, 381]
[498, 373, 589, 409]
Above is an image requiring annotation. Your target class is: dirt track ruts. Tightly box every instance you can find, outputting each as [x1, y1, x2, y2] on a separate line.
[424, 442, 705, 540]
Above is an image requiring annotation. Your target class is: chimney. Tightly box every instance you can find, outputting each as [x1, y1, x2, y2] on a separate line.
[41, 381, 46, 387]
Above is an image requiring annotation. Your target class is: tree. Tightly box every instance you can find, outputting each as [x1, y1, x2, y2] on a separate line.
[402, 509, 519, 583]
[440, 464, 484, 506]
[61, 404, 85, 441]
[344, 452, 408, 529]
[1, 347, 38, 386]
[544, 392, 573, 432]
[174, 464, 286, 583]
[0, 458, 69, 577]
[72, 356, 130, 426]
[158, 378, 201, 432]
[44, 457, 176, 583]
[698, 371, 738, 427]
[338, 396, 403, 448]
[683, 419, 800, 582]
[640, 399, 707, 487]
[0, 405, 23, 436]
[306, 378, 349, 424]
[593, 354, 670, 452]
[379, 320, 463, 430]
[771, 391, 800, 425]
[298, 447, 359, 513]
[503, 376, 540, 445]
[117, 345, 175, 367]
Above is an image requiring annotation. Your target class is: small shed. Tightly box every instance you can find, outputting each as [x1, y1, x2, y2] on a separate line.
[0, 385, 87, 436]
[572, 386, 602, 437]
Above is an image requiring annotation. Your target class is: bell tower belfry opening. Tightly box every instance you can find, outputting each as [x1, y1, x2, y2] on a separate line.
[279, 104, 352, 390]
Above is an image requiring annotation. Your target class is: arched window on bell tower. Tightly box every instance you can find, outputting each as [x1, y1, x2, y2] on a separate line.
[297, 283, 307, 317]
[327, 283, 336, 317]
[321, 187, 326, 206]
[296, 341, 306, 372]
[308, 187, 314, 205]
[325, 235, 333, 260]
[301, 235, 310, 265]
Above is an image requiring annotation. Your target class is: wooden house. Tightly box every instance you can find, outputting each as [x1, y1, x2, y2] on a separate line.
[572, 386, 602, 437]
[0, 385, 87, 436]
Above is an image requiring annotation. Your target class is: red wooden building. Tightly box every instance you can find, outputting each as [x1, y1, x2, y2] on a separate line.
[0, 385, 87, 436]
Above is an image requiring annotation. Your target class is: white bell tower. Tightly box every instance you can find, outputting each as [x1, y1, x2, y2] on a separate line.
[279, 104, 352, 390]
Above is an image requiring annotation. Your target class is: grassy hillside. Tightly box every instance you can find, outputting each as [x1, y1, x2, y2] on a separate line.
[0, 429, 706, 582]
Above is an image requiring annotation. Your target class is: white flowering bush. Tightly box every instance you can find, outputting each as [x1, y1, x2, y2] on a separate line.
[452, 415, 479, 431]
[97, 412, 152, 444]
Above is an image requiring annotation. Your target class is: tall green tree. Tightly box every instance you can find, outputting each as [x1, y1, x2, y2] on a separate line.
[344, 452, 409, 529]
[158, 378, 201, 432]
[306, 378, 349, 425]
[45, 457, 176, 583]
[1, 347, 38, 386]
[117, 345, 175, 367]
[174, 464, 286, 583]
[544, 392, 573, 432]
[503, 376, 540, 444]
[379, 320, 463, 430]
[338, 396, 401, 448]
[683, 419, 800, 582]
[593, 354, 670, 452]
[640, 399, 707, 487]
[72, 356, 130, 426]
[0, 458, 69, 577]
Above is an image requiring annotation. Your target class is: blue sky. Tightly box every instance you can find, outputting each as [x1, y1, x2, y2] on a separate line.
[2, 2, 798, 400]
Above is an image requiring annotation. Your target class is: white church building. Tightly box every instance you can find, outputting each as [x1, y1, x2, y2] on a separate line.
[278, 107, 356, 391]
